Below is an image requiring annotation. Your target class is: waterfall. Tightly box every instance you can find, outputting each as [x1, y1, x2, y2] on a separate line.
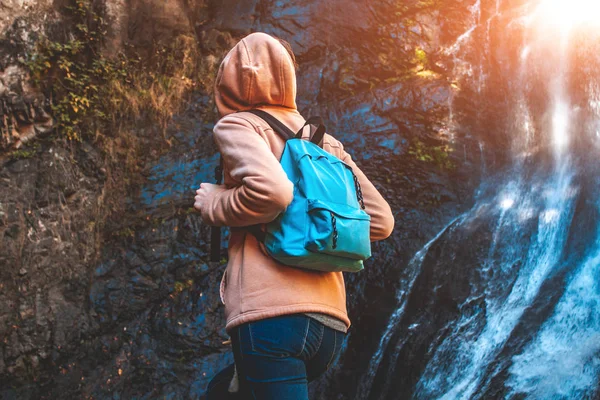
[414, 177, 576, 399]
[356, 215, 468, 400]
[506, 218, 600, 399]
[444, 0, 483, 142]
[505, 23, 600, 399]
[366, 0, 600, 398]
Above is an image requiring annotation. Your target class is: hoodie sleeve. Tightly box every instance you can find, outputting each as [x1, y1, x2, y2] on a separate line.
[336, 141, 395, 241]
[200, 114, 294, 227]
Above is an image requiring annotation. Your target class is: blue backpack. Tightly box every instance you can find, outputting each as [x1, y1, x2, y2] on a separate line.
[211, 110, 371, 273]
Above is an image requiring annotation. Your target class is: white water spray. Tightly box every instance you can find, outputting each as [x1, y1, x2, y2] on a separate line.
[356, 215, 467, 399]
[507, 221, 600, 399]
[366, 0, 600, 398]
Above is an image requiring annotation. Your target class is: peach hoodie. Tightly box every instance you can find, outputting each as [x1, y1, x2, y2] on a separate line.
[200, 32, 395, 332]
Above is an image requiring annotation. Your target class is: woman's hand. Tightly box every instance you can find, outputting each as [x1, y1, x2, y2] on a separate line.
[194, 183, 223, 213]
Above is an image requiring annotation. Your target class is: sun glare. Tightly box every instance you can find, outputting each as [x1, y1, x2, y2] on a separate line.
[501, 198, 515, 210]
[535, 0, 600, 32]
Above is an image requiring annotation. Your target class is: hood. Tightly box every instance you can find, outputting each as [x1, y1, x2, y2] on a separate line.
[214, 32, 297, 117]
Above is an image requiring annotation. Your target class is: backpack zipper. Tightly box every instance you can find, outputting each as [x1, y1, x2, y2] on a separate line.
[352, 171, 366, 209]
[331, 212, 338, 249]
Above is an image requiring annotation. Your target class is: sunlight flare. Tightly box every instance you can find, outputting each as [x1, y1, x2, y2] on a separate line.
[501, 198, 515, 210]
[534, 0, 600, 32]
[552, 101, 570, 151]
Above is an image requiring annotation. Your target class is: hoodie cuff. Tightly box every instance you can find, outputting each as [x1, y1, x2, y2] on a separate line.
[200, 186, 227, 226]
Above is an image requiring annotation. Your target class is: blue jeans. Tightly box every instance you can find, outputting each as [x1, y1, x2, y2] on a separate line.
[207, 314, 345, 399]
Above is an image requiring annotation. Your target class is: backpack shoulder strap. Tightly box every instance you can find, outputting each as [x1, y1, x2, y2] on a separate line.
[210, 156, 224, 262]
[244, 109, 295, 141]
[233, 109, 327, 244]
[298, 116, 326, 146]
[244, 109, 327, 147]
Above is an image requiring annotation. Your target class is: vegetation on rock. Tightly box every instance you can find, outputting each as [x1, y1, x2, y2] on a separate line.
[409, 138, 455, 170]
[24, 0, 214, 144]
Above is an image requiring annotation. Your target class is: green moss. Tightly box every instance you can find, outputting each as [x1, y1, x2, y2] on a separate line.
[414, 48, 428, 65]
[113, 227, 135, 238]
[23, 0, 124, 141]
[173, 279, 194, 294]
[416, 0, 443, 9]
[10, 143, 40, 159]
[392, 0, 441, 18]
[23, 0, 212, 145]
[409, 139, 455, 170]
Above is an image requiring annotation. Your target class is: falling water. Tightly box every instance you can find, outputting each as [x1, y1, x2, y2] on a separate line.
[357, 3, 488, 392]
[444, 0, 483, 141]
[365, 0, 600, 398]
[356, 215, 468, 399]
[506, 218, 600, 399]
[505, 37, 600, 399]
[478, 142, 486, 176]
[415, 1, 582, 397]
[479, 0, 503, 92]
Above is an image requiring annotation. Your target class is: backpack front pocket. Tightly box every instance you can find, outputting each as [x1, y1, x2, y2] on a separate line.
[305, 199, 371, 260]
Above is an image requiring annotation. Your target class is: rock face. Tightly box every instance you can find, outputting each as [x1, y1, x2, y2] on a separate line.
[0, 0, 55, 152]
[1, 0, 490, 399]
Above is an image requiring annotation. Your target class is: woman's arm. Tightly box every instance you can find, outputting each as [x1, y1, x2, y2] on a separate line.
[197, 115, 294, 227]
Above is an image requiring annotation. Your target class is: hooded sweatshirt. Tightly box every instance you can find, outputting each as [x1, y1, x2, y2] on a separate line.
[200, 32, 395, 332]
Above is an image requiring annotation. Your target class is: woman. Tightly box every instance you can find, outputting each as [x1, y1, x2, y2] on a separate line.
[194, 32, 394, 399]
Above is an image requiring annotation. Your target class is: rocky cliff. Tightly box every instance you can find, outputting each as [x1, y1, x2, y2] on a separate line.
[0, 0, 488, 398]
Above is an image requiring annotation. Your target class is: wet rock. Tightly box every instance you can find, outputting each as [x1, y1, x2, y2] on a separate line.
[30, 355, 39, 369]
[0, 2, 54, 152]
[0, 0, 486, 398]
[8, 356, 26, 376]
[0, 348, 5, 375]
